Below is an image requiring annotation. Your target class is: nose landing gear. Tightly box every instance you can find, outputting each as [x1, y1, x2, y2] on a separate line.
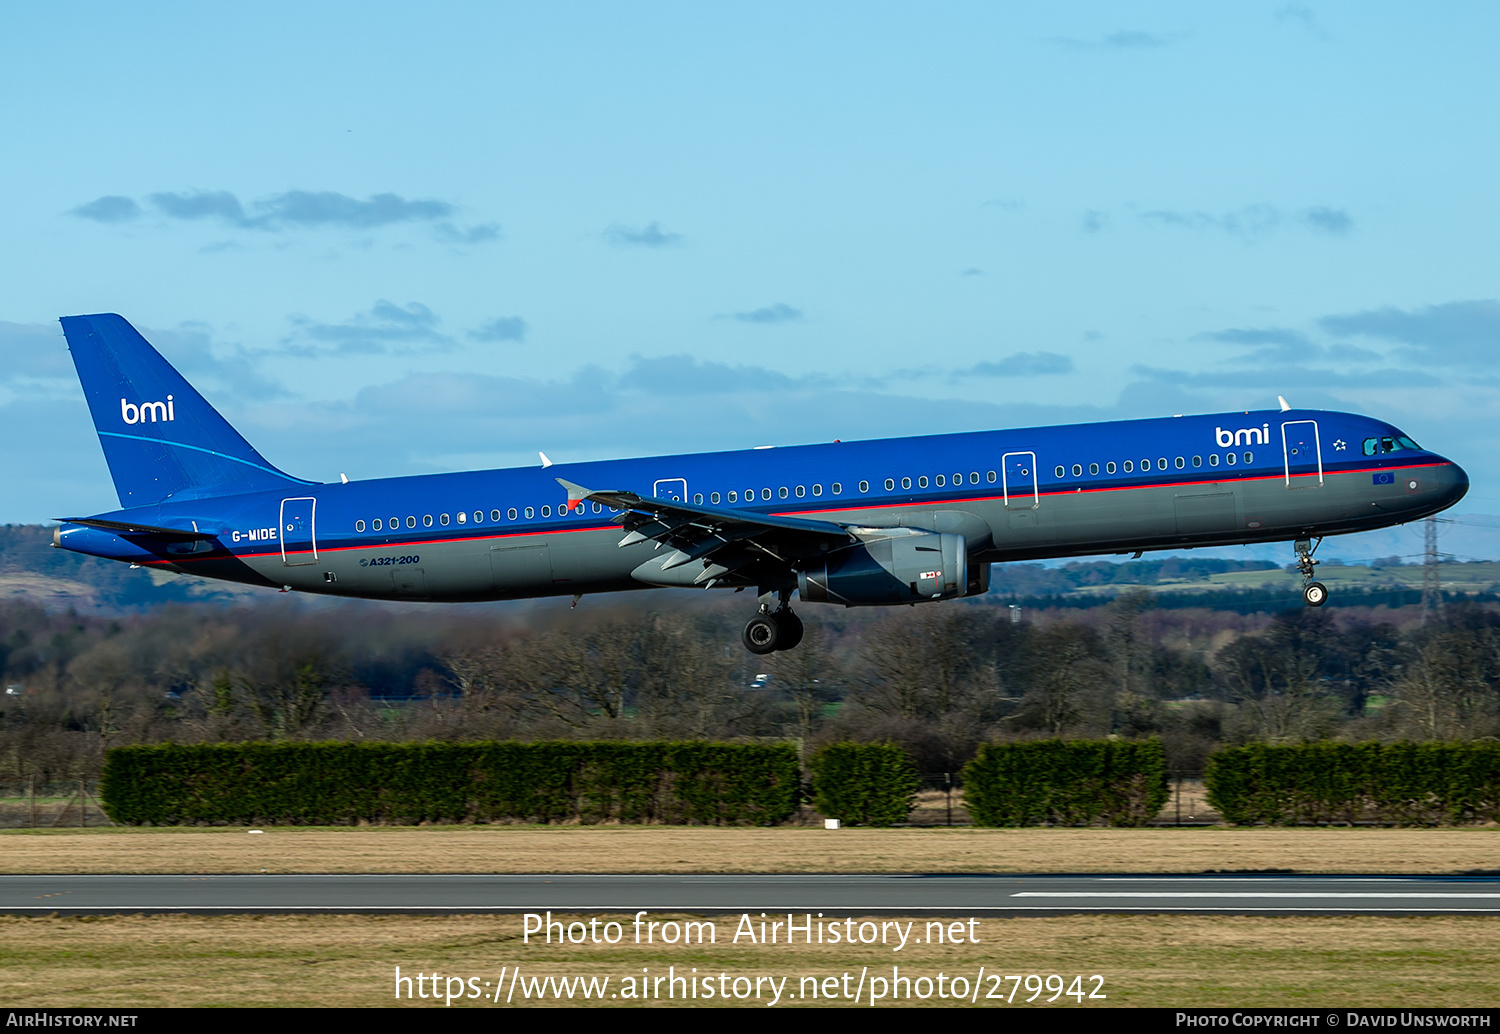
[1295, 537, 1328, 607]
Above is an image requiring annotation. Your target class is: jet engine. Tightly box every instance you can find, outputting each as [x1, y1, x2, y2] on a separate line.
[798, 532, 967, 605]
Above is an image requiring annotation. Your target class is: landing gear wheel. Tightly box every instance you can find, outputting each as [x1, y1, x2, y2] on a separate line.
[774, 609, 804, 651]
[1303, 581, 1328, 607]
[743, 614, 780, 654]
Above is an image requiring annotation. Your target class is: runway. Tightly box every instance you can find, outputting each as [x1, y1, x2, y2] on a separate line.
[5, 873, 1500, 916]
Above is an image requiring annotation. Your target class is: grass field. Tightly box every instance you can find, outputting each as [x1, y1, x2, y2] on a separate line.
[2, 912, 1496, 1008]
[2, 824, 1497, 875]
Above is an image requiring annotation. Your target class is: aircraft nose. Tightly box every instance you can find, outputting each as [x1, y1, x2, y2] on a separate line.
[1428, 458, 1469, 511]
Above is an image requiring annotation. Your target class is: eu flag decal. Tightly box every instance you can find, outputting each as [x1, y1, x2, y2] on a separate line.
[1373, 472, 1395, 485]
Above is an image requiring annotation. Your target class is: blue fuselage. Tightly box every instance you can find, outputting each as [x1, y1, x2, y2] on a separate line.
[55, 407, 1469, 604]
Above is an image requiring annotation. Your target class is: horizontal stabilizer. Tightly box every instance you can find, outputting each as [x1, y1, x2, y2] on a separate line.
[55, 516, 216, 541]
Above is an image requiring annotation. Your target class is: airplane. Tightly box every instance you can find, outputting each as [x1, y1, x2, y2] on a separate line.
[53, 313, 1469, 653]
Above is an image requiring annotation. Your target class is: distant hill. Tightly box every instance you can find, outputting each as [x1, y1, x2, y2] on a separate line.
[0, 525, 265, 612]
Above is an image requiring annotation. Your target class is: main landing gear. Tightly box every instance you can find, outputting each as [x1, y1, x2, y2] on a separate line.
[743, 590, 804, 654]
[1295, 537, 1328, 608]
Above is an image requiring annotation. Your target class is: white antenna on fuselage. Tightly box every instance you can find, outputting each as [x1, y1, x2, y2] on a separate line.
[1278, 396, 1291, 412]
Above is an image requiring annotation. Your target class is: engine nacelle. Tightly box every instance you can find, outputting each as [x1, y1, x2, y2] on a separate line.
[798, 532, 967, 605]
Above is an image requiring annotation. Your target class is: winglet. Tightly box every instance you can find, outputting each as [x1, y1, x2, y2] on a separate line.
[556, 477, 591, 512]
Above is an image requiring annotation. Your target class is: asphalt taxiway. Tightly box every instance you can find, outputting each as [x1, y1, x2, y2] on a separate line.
[5, 873, 1499, 916]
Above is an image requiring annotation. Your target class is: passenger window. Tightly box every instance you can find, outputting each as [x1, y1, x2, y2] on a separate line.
[356, 520, 366, 532]
[796, 485, 806, 497]
[779, 487, 789, 499]
[901, 477, 911, 490]
[918, 476, 928, 489]
[389, 516, 398, 528]
[1243, 452, 1253, 464]
[761, 488, 772, 501]
[970, 472, 979, 484]
[592, 502, 602, 513]
[812, 484, 822, 496]
[1072, 464, 1082, 477]
[832, 483, 842, 494]
[1140, 459, 1149, 471]
[1157, 458, 1167, 471]
[542, 505, 551, 517]
[1192, 456, 1202, 468]
[885, 479, 895, 491]
[457, 512, 466, 524]
[1055, 465, 1065, 478]
[1226, 453, 1237, 466]
[859, 481, 869, 493]
[953, 471, 962, 485]
[1209, 454, 1219, 467]
[694, 494, 703, 504]
[406, 516, 416, 529]
[1089, 463, 1098, 475]
[711, 492, 721, 504]
[373, 518, 382, 530]
[440, 513, 449, 525]
[1123, 460, 1133, 473]
[987, 470, 996, 483]
[1106, 462, 1116, 474]
[424, 514, 434, 527]
[1175, 457, 1184, 469]
[728, 491, 738, 502]
[936, 474, 945, 487]
[490, 510, 501, 522]
[507, 508, 517, 520]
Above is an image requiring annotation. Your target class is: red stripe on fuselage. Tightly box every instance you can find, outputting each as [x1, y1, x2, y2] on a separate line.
[152, 459, 1450, 567]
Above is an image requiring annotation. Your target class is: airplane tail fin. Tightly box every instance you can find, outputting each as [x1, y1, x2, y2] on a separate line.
[60, 313, 314, 508]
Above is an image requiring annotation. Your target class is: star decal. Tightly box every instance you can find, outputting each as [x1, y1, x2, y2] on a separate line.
[1333, 439, 1346, 451]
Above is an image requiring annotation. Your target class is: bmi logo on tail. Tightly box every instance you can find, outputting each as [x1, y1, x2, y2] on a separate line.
[120, 396, 175, 424]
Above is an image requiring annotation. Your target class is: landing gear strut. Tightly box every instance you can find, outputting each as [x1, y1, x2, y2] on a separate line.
[742, 589, 803, 654]
[1295, 537, 1328, 608]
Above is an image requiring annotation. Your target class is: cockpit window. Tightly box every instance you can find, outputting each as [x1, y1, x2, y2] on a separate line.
[1364, 435, 1422, 456]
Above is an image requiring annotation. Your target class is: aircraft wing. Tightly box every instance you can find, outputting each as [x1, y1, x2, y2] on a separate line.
[556, 478, 854, 588]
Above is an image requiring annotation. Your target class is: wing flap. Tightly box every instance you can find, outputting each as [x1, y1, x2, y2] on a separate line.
[556, 477, 852, 586]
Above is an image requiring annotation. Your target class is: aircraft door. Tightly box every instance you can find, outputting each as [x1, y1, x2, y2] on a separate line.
[653, 478, 687, 502]
[1281, 420, 1324, 488]
[1002, 451, 1038, 509]
[279, 497, 318, 565]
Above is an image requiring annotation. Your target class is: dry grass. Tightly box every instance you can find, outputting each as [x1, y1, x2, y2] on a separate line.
[3, 824, 1498, 875]
[1, 912, 1496, 1007]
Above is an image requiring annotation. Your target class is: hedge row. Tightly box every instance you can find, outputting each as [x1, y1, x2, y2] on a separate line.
[100, 742, 800, 826]
[1205, 742, 1500, 826]
[808, 743, 919, 827]
[962, 739, 1170, 827]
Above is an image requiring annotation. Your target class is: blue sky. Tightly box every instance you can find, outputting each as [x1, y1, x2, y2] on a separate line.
[2, 2, 1497, 565]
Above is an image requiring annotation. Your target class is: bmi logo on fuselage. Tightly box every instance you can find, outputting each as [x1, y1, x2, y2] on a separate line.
[1215, 423, 1269, 447]
[120, 396, 175, 424]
